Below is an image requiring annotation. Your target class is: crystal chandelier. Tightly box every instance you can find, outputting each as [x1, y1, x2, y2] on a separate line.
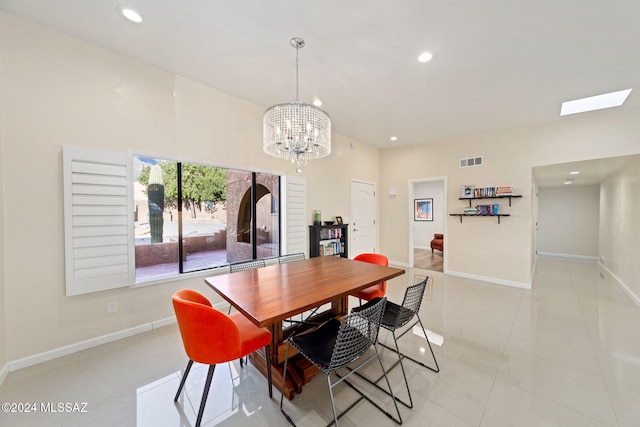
[263, 37, 331, 173]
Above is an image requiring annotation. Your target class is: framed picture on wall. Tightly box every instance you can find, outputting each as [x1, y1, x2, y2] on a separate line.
[414, 198, 433, 221]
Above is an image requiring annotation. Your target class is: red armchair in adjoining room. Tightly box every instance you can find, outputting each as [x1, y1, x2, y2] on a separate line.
[350, 253, 389, 304]
[430, 233, 444, 253]
[172, 289, 272, 427]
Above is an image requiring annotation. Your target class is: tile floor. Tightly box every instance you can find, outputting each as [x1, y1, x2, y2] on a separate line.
[1, 257, 640, 426]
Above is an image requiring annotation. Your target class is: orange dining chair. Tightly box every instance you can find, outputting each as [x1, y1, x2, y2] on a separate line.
[172, 289, 272, 427]
[350, 253, 389, 304]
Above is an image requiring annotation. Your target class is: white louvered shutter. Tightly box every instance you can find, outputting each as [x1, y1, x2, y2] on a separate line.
[280, 175, 306, 257]
[63, 146, 133, 296]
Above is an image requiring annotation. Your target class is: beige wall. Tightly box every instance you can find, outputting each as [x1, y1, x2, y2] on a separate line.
[599, 157, 640, 301]
[2, 10, 639, 367]
[0, 13, 379, 362]
[380, 111, 640, 287]
[537, 185, 600, 257]
[0, 37, 6, 371]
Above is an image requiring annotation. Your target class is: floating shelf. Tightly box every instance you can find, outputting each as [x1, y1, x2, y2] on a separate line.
[459, 194, 522, 207]
[450, 213, 511, 224]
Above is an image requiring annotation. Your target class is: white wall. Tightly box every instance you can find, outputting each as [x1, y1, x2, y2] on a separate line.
[537, 185, 600, 258]
[3, 10, 640, 368]
[412, 180, 444, 248]
[0, 13, 379, 363]
[0, 49, 6, 374]
[599, 157, 640, 303]
[380, 111, 640, 288]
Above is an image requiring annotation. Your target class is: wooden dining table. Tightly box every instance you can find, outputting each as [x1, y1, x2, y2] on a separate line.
[204, 256, 405, 399]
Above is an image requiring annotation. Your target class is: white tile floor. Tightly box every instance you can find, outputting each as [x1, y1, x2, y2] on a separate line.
[2, 257, 640, 426]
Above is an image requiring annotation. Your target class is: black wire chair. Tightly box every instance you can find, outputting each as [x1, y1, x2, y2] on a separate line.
[279, 297, 402, 427]
[362, 277, 439, 409]
[278, 253, 305, 264]
[229, 259, 266, 273]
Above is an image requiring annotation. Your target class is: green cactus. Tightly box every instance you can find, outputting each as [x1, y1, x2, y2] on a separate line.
[147, 164, 165, 243]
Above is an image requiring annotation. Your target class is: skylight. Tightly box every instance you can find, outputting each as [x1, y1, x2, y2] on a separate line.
[560, 89, 632, 116]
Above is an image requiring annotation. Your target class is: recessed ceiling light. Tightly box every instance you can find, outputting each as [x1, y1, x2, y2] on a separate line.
[569, 171, 580, 175]
[418, 52, 434, 63]
[313, 99, 323, 107]
[564, 181, 573, 185]
[560, 89, 632, 116]
[119, 6, 143, 23]
[390, 136, 398, 142]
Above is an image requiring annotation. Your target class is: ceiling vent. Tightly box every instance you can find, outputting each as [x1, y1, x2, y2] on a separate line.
[460, 156, 483, 168]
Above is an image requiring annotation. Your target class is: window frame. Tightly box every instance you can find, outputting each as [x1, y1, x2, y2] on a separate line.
[129, 150, 283, 287]
[63, 146, 301, 295]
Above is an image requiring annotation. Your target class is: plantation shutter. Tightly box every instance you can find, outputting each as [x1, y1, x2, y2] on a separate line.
[63, 146, 133, 296]
[280, 175, 307, 256]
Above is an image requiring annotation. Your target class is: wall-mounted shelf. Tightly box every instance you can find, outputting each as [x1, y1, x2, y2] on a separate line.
[452, 187, 521, 225]
[459, 194, 522, 207]
[450, 213, 511, 224]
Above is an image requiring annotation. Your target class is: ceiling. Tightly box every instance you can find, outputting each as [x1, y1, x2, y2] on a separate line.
[533, 155, 639, 188]
[1, 0, 638, 185]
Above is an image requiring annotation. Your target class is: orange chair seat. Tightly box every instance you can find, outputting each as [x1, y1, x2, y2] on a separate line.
[351, 285, 385, 301]
[172, 289, 273, 427]
[229, 312, 272, 356]
[351, 253, 388, 303]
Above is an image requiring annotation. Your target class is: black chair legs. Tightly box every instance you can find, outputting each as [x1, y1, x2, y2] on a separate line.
[174, 359, 194, 402]
[380, 316, 440, 374]
[196, 365, 216, 427]
[174, 360, 216, 427]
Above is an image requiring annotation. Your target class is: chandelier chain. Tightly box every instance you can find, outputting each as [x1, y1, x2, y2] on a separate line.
[263, 37, 331, 173]
[295, 43, 300, 102]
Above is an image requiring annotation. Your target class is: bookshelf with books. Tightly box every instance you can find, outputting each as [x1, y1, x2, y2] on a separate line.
[451, 186, 521, 224]
[309, 224, 349, 258]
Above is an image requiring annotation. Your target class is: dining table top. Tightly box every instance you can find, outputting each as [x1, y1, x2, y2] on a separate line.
[204, 256, 405, 328]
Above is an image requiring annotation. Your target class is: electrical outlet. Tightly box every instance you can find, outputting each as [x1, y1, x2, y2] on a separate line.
[107, 300, 118, 314]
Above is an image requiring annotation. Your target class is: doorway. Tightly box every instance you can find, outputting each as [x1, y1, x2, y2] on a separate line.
[350, 180, 377, 257]
[409, 177, 446, 272]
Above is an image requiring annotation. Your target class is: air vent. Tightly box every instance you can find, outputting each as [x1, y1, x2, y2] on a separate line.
[460, 156, 483, 168]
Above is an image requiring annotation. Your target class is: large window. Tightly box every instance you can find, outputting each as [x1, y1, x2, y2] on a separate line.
[133, 156, 280, 282]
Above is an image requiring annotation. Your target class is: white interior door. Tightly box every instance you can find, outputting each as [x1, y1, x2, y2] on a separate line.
[351, 180, 376, 257]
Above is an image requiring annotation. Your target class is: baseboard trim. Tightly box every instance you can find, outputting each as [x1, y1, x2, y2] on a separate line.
[389, 260, 410, 268]
[0, 362, 8, 387]
[7, 316, 177, 373]
[537, 252, 599, 262]
[447, 270, 531, 290]
[599, 263, 640, 308]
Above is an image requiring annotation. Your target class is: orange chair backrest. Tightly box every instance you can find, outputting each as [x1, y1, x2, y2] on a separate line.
[172, 289, 242, 364]
[354, 253, 389, 293]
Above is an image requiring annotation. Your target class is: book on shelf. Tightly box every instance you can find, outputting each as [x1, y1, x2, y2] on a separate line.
[319, 241, 343, 256]
[475, 204, 500, 215]
[496, 186, 513, 195]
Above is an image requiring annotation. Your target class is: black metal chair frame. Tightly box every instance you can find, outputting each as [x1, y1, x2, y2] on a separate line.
[228, 259, 267, 365]
[279, 298, 402, 427]
[229, 259, 266, 273]
[351, 277, 439, 409]
[174, 343, 272, 427]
